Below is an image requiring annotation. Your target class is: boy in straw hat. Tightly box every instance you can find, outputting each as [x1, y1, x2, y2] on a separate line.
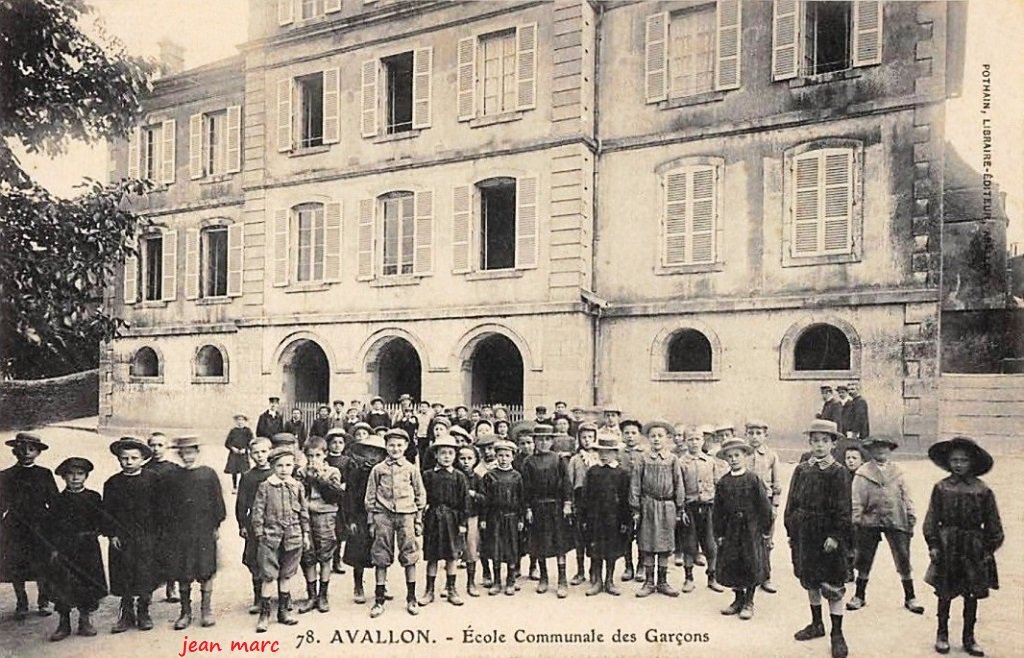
[297, 436, 344, 614]
[166, 435, 226, 630]
[418, 433, 469, 607]
[521, 424, 574, 598]
[847, 435, 924, 616]
[46, 457, 106, 641]
[1, 432, 57, 619]
[225, 413, 255, 493]
[784, 419, 852, 658]
[479, 439, 525, 596]
[630, 420, 686, 598]
[679, 426, 725, 594]
[923, 436, 1003, 657]
[236, 436, 274, 614]
[582, 430, 631, 596]
[714, 437, 772, 620]
[745, 419, 782, 594]
[103, 437, 160, 633]
[341, 428, 388, 604]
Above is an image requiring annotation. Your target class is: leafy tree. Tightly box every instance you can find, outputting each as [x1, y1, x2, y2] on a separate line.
[0, 0, 154, 378]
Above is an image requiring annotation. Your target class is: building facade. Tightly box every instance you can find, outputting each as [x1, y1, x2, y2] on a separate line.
[102, 0, 967, 452]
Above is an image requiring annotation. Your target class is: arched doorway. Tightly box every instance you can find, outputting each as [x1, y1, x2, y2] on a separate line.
[280, 338, 330, 404]
[374, 338, 422, 403]
[466, 334, 524, 407]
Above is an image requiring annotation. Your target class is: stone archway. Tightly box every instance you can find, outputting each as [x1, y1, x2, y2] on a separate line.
[372, 337, 422, 403]
[279, 338, 330, 405]
[463, 333, 524, 407]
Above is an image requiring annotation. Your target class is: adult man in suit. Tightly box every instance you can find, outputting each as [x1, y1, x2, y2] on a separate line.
[255, 397, 285, 438]
[817, 385, 844, 432]
[842, 381, 870, 439]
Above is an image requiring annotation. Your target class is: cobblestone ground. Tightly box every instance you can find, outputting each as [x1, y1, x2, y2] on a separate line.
[1, 424, 1021, 658]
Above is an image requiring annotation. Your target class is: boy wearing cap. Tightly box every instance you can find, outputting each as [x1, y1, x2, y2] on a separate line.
[679, 426, 725, 594]
[521, 425, 574, 598]
[342, 407, 363, 434]
[366, 397, 392, 431]
[583, 432, 631, 596]
[841, 382, 870, 440]
[144, 430, 181, 606]
[745, 420, 782, 594]
[341, 427, 388, 604]
[46, 457, 106, 641]
[364, 429, 426, 618]
[923, 436, 1003, 657]
[419, 435, 469, 607]
[617, 419, 645, 581]
[714, 438, 773, 620]
[297, 437, 344, 614]
[167, 436, 226, 630]
[456, 445, 485, 597]
[310, 405, 333, 442]
[284, 409, 308, 450]
[256, 397, 285, 439]
[784, 419, 852, 658]
[602, 407, 623, 437]
[236, 437, 274, 614]
[568, 423, 600, 586]
[225, 413, 255, 493]
[325, 429, 350, 575]
[330, 400, 347, 428]
[818, 386, 844, 429]
[480, 440, 526, 596]
[102, 437, 160, 633]
[533, 405, 551, 425]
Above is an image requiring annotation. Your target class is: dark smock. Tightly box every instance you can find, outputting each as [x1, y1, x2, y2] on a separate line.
[224, 427, 254, 474]
[522, 452, 573, 557]
[167, 466, 226, 581]
[923, 475, 1004, 599]
[326, 453, 350, 543]
[256, 412, 284, 440]
[143, 458, 180, 584]
[236, 466, 273, 573]
[46, 489, 107, 611]
[784, 460, 852, 590]
[714, 470, 772, 589]
[480, 468, 524, 563]
[0, 463, 57, 583]
[422, 467, 468, 561]
[103, 470, 160, 596]
[341, 446, 383, 568]
[583, 464, 631, 559]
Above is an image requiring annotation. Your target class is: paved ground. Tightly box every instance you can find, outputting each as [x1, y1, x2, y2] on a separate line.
[1, 423, 1021, 658]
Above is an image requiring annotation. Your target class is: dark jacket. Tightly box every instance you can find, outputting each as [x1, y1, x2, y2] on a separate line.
[842, 396, 870, 438]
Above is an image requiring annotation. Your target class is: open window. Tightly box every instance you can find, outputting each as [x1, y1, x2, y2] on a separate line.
[772, 0, 882, 81]
[667, 329, 714, 372]
[278, 69, 339, 152]
[452, 176, 538, 274]
[193, 344, 228, 382]
[189, 107, 241, 178]
[780, 316, 861, 380]
[795, 323, 851, 371]
[128, 120, 175, 184]
[130, 346, 162, 380]
[360, 49, 432, 138]
[479, 177, 516, 271]
[383, 52, 414, 134]
[298, 73, 324, 148]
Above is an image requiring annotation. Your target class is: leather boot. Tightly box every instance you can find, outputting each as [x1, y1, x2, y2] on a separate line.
[621, 557, 634, 582]
[466, 563, 479, 597]
[165, 581, 180, 603]
[110, 598, 135, 634]
[298, 581, 318, 613]
[248, 581, 261, 614]
[316, 581, 330, 613]
[556, 563, 569, 599]
[135, 595, 153, 631]
[200, 589, 215, 627]
[277, 593, 298, 625]
[604, 567, 621, 596]
[739, 588, 755, 620]
[255, 597, 271, 633]
[636, 566, 656, 597]
[13, 585, 29, 620]
[419, 578, 436, 606]
[721, 590, 743, 615]
[657, 568, 680, 597]
[447, 577, 464, 606]
[585, 560, 603, 596]
[173, 589, 192, 630]
[50, 612, 72, 641]
[77, 610, 97, 637]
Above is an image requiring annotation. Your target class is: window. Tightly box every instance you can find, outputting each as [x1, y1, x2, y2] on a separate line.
[203, 227, 229, 297]
[361, 49, 432, 138]
[295, 204, 326, 282]
[480, 30, 517, 116]
[301, 0, 324, 20]
[670, 5, 716, 98]
[278, 0, 340, 25]
[479, 178, 516, 271]
[205, 111, 227, 175]
[667, 329, 713, 372]
[452, 177, 537, 274]
[772, 0, 882, 81]
[298, 73, 324, 148]
[383, 52, 414, 134]
[128, 121, 175, 184]
[142, 126, 159, 180]
[194, 344, 227, 381]
[660, 163, 721, 269]
[130, 346, 160, 379]
[271, 202, 342, 287]
[794, 323, 851, 371]
[457, 24, 536, 121]
[189, 107, 240, 179]
[278, 70, 338, 151]
[124, 229, 176, 304]
[140, 234, 163, 301]
[381, 192, 415, 276]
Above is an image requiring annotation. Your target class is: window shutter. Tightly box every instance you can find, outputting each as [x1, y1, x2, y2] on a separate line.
[360, 59, 378, 138]
[357, 198, 375, 281]
[452, 185, 472, 273]
[228, 222, 244, 297]
[644, 13, 668, 104]
[161, 229, 178, 301]
[663, 169, 688, 266]
[515, 176, 538, 269]
[412, 47, 433, 129]
[278, 0, 293, 25]
[185, 228, 200, 300]
[325, 0, 342, 13]
[792, 152, 821, 255]
[715, 0, 742, 91]
[277, 78, 293, 152]
[324, 201, 342, 282]
[226, 105, 242, 172]
[772, 0, 800, 81]
[323, 68, 340, 145]
[189, 114, 203, 179]
[160, 119, 176, 184]
[690, 166, 717, 264]
[123, 247, 138, 305]
[273, 208, 289, 286]
[516, 23, 538, 110]
[456, 37, 477, 121]
[413, 190, 434, 275]
[822, 150, 853, 253]
[127, 128, 140, 179]
[852, 1, 883, 67]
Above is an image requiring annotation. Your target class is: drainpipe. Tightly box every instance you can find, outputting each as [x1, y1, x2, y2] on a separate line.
[588, 0, 605, 407]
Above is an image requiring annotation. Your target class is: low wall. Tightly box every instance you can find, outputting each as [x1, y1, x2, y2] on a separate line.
[939, 374, 1024, 455]
[0, 370, 99, 430]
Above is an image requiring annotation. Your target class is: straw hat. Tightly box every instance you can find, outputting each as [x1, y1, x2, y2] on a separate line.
[6, 432, 49, 451]
[109, 436, 152, 459]
[716, 437, 754, 460]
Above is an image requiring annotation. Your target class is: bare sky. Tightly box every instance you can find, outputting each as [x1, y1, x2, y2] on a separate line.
[17, 0, 1024, 242]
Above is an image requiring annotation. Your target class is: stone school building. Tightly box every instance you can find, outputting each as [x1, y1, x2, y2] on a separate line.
[101, 0, 967, 451]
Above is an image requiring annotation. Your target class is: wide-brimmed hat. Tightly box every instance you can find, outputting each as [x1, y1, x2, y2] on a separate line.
[109, 436, 153, 458]
[384, 428, 410, 443]
[350, 422, 373, 435]
[430, 435, 461, 452]
[642, 419, 674, 436]
[803, 419, 842, 439]
[268, 446, 295, 464]
[475, 432, 498, 448]
[448, 425, 472, 442]
[55, 457, 94, 477]
[6, 432, 49, 451]
[510, 420, 535, 440]
[716, 437, 754, 460]
[928, 436, 993, 476]
[698, 424, 716, 436]
[493, 440, 517, 454]
[398, 393, 412, 402]
[271, 432, 298, 446]
[369, 396, 385, 405]
[862, 436, 899, 451]
[172, 435, 201, 450]
[357, 434, 388, 453]
[593, 433, 623, 451]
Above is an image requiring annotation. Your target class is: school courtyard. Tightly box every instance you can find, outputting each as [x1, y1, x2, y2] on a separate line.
[1, 420, 1020, 658]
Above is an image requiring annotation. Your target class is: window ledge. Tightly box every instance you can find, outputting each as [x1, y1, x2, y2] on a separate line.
[288, 145, 331, 158]
[789, 69, 863, 88]
[372, 129, 422, 144]
[129, 376, 164, 384]
[660, 90, 727, 110]
[782, 252, 861, 268]
[136, 301, 169, 309]
[655, 262, 725, 276]
[653, 371, 719, 382]
[195, 296, 233, 305]
[284, 282, 332, 294]
[198, 173, 235, 185]
[464, 269, 525, 282]
[781, 370, 857, 382]
[468, 111, 524, 129]
[192, 375, 229, 384]
[370, 275, 423, 288]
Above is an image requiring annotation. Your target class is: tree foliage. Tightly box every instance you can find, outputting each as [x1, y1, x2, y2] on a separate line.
[0, 0, 154, 378]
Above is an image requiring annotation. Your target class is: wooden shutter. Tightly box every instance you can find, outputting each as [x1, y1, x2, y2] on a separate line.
[226, 105, 242, 172]
[516, 23, 538, 110]
[189, 114, 204, 179]
[278, 0, 293, 25]
[644, 13, 668, 103]
[852, 1, 883, 67]
[357, 199, 375, 281]
[515, 176, 538, 269]
[792, 152, 821, 255]
[277, 78, 292, 152]
[161, 229, 178, 301]
[690, 166, 717, 263]
[456, 37, 476, 121]
[322, 68, 340, 144]
[452, 185, 472, 273]
[772, 0, 800, 81]
[273, 208, 289, 286]
[822, 150, 853, 253]
[325, 0, 342, 13]
[123, 243, 138, 304]
[324, 201, 342, 282]
[185, 228, 200, 300]
[360, 59, 378, 138]
[228, 222, 244, 297]
[160, 119, 175, 184]
[127, 128, 140, 179]
[663, 169, 688, 266]
[715, 1, 742, 91]
[412, 48, 433, 129]
[413, 190, 434, 275]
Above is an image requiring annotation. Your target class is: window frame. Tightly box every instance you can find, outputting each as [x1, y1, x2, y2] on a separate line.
[297, 72, 325, 149]
[655, 156, 725, 275]
[478, 28, 518, 118]
[772, 0, 883, 82]
[201, 226, 230, 299]
[478, 177, 518, 272]
[204, 110, 228, 177]
[192, 343, 229, 384]
[779, 315, 862, 381]
[139, 233, 164, 302]
[382, 51, 415, 135]
[128, 345, 164, 383]
[294, 202, 327, 283]
[379, 191, 416, 277]
[651, 322, 722, 381]
[668, 3, 718, 101]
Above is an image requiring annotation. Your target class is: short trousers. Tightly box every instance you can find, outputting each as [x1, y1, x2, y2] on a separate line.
[371, 511, 419, 568]
[301, 512, 338, 567]
[257, 540, 301, 582]
[854, 526, 913, 578]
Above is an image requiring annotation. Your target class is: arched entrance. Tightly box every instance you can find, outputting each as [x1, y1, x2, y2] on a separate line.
[280, 338, 330, 404]
[466, 334, 524, 407]
[373, 337, 422, 403]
